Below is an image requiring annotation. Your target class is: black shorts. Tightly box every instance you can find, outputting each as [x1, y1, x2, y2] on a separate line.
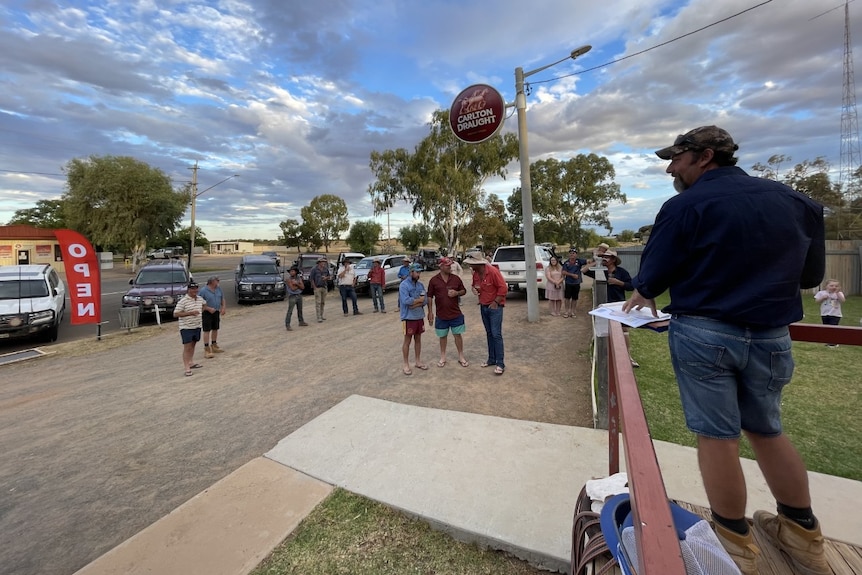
[180, 328, 201, 344]
[202, 311, 220, 332]
[564, 283, 581, 300]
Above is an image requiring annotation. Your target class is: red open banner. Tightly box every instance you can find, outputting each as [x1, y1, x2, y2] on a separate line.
[54, 229, 102, 325]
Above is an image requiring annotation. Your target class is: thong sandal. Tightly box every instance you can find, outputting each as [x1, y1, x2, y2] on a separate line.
[437, 360, 446, 368]
[494, 366, 505, 375]
[402, 367, 413, 376]
[458, 359, 469, 367]
[184, 370, 193, 377]
[415, 363, 429, 370]
[189, 363, 203, 369]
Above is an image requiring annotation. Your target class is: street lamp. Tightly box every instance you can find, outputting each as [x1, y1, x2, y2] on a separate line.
[515, 44, 591, 322]
[187, 162, 239, 271]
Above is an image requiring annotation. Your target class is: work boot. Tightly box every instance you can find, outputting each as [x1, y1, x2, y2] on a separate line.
[204, 346, 214, 359]
[211, 343, 225, 353]
[713, 522, 759, 575]
[753, 511, 831, 575]
[285, 325, 292, 331]
[299, 322, 309, 327]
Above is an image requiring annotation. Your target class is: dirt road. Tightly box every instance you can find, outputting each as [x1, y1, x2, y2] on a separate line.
[0, 275, 594, 575]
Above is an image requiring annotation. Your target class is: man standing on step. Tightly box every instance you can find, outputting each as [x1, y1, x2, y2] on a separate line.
[200, 276, 226, 358]
[623, 126, 828, 575]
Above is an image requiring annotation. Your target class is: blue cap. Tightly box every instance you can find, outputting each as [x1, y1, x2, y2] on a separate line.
[409, 263, 423, 272]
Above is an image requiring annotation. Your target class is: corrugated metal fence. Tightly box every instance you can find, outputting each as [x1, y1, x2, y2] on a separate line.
[615, 240, 862, 296]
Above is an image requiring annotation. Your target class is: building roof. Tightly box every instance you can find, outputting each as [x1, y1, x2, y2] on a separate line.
[0, 225, 58, 240]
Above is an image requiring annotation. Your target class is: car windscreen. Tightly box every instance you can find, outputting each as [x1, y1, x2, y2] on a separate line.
[494, 248, 525, 262]
[0, 280, 49, 299]
[243, 264, 279, 275]
[355, 259, 374, 270]
[136, 270, 188, 285]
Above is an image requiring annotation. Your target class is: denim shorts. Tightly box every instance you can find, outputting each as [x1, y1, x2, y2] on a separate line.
[668, 315, 794, 439]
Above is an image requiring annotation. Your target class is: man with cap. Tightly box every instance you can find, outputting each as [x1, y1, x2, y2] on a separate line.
[173, 282, 206, 376]
[337, 257, 362, 316]
[622, 126, 827, 574]
[199, 276, 226, 358]
[284, 266, 308, 330]
[367, 258, 387, 313]
[465, 254, 507, 375]
[309, 257, 331, 322]
[399, 263, 428, 375]
[561, 248, 587, 318]
[396, 256, 411, 310]
[426, 257, 469, 367]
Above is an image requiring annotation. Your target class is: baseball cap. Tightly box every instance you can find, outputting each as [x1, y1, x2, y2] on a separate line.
[187, 281, 199, 289]
[655, 126, 739, 160]
[409, 263, 423, 272]
[439, 257, 453, 266]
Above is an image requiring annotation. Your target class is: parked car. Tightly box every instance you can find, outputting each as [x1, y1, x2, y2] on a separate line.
[122, 260, 191, 316]
[335, 252, 365, 269]
[261, 250, 281, 268]
[146, 246, 185, 260]
[235, 255, 286, 303]
[491, 244, 554, 295]
[0, 264, 66, 342]
[416, 248, 441, 270]
[353, 255, 410, 294]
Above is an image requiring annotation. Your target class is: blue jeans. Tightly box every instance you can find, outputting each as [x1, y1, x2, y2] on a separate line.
[370, 283, 385, 311]
[339, 285, 359, 314]
[285, 294, 304, 327]
[480, 304, 504, 368]
[668, 315, 793, 440]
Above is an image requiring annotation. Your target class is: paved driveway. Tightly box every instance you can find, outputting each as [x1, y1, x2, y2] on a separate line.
[0, 282, 593, 575]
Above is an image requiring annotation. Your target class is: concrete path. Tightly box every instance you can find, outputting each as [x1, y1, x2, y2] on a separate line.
[76, 394, 862, 575]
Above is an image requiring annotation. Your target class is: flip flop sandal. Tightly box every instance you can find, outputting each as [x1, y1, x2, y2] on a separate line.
[189, 363, 203, 369]
[415, 364, 429, 370]
[184, 370, 193, 377]
[403, 367, 413, 376]
[494, 366, 505, 375]
[458, 359, 469, 367]
[437, 360, 447, 368]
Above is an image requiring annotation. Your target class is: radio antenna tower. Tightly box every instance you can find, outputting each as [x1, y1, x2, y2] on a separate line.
[840, 1, 861, 196]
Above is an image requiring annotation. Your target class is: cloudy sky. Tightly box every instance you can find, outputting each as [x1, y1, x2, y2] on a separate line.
[0, 0, 857, 242]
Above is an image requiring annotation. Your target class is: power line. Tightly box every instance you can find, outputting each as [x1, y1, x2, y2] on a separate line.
[531, 0, 775, 85]
[0, 168, 65, 177]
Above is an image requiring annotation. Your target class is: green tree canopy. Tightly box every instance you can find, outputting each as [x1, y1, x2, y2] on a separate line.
[7, 199, 67, 228]
[279, 218, 303, 253]
[300, 194, 349, 250]
[461, 194, 512, 251]
[168, 226, 208, 249]
[398, 223, 432, 252]
[369, 109, 519, 255]
[62, 155, 187, 268]
[346, 220, 383, 254]
[526, 154, 626, 251]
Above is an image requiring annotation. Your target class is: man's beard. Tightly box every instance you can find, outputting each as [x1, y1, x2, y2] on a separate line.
[673, 175, 689, 193]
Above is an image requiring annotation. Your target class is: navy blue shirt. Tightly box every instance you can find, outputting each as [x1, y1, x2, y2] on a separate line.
[584, 266, 633, 302]
[632, 166, 824, 328]
[562, 258, 587, 285]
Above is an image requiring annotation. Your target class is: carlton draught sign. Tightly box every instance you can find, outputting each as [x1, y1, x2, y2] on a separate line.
[449, 84, 506, 144]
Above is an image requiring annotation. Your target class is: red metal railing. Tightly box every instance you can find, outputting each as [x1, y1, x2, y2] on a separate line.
[602, 319, 862, 574]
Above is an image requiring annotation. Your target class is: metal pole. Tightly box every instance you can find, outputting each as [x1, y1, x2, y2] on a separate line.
[515, 66, 540, 323]
[188, 161, 198, 271]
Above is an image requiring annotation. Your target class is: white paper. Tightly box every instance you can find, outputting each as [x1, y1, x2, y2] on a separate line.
[588, 300, 671, 328]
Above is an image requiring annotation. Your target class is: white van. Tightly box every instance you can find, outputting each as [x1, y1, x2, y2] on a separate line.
[0, 264, 66, 342]
[491, 245, 554, 295]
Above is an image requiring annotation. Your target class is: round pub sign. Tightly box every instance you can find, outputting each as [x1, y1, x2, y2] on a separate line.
[449, 84, 506, 144]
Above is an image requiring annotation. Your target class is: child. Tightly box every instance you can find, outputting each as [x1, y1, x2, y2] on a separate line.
[814, 279, 845, 347]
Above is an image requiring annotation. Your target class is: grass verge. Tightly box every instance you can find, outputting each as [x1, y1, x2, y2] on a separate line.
[630, 293, 862, 481]
[251, 489, 546, 575]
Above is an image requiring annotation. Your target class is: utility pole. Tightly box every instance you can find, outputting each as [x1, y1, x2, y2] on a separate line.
[188, 161, 199, 271]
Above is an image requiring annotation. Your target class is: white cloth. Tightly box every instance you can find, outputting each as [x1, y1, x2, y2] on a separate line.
[586, 472, 629, 513]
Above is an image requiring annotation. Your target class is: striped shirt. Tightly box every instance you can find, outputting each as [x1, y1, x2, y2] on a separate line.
[175, 295, 204, 330]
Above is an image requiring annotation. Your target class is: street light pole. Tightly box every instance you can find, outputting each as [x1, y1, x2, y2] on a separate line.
[187, 165, 239, 271]
[515, 45, 591, 322]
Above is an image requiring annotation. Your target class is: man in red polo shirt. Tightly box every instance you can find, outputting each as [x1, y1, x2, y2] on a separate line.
[465, 254, 507, 375]
[426, 257, 469, 368]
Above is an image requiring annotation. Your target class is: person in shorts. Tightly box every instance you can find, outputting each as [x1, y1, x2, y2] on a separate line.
[399, 264, 427, 375]
[561, 248, 587, 317]
[623, 126, 827, 575]
[426, 257, 468, 367]
[199, 276, 226, 358]
[173, 282, 205, 376]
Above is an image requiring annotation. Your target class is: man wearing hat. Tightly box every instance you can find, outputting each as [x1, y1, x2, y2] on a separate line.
[284, 266, 309, 330]
[623, 126, 827, 574]
[173, 282, 206, 376]
[464, 254, 507, 375]
[399, 263, 428, 374]
[199, 276, 226, 358]
[396, 256, 411, 310]
[309, 257, 331, 322]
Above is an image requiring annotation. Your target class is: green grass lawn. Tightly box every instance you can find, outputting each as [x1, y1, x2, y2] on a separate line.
[629, 293, 862, 481]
